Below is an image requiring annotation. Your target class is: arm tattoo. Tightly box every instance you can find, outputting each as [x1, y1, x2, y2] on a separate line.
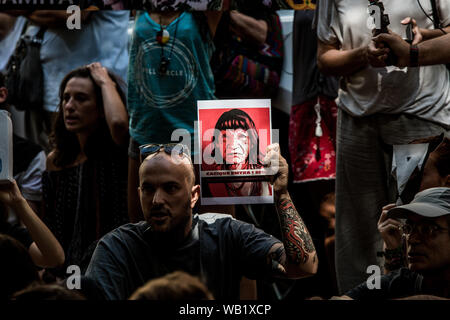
[277, 197, 315, 264]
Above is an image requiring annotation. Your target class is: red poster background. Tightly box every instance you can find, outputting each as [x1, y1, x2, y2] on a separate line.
[198, 107, 271, 170]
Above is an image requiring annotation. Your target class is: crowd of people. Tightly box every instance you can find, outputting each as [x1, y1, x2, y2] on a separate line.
[1, 0, 450, 302]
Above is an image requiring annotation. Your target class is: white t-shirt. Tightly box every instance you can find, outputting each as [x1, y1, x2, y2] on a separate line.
[0, 16, 26, 72]
[317, 0, 450, 129]
[28, 11, 130, 113]
[14, 150, 46, 202]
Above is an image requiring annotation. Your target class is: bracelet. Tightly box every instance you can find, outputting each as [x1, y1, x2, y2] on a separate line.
[377, 246, 404, 260]
[385, 246, 404, 260]
[410, 44, 419, 67]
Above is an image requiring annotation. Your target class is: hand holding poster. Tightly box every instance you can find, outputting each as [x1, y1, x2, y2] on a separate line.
[197, 99, 274, 205]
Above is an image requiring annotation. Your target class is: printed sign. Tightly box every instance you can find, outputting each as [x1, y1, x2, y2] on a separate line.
[197, 99, 273, 205]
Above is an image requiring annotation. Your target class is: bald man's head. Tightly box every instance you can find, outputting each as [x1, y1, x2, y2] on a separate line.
[138, 151, 200, 240]
[139, 151, 195, 187]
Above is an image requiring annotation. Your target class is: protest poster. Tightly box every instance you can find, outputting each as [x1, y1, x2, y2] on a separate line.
[197, 99, 273, 205]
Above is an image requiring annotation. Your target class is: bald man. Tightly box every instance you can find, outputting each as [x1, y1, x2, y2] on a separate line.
[85, 144, 318, 300]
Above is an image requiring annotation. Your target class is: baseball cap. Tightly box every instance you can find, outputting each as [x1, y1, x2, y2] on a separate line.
[388, 187, 450, 219]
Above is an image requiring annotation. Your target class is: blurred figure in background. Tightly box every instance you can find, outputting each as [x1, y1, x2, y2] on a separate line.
[0, 234, 40, 300]
[317, 0, 450, 293]
[43, 64, 129, 275]
[129, 271, 214, 300]
[6, 10, 130, 152]
[11, 282, 85, 300]
[284, 7, 339, 299]
[126, 10, 222, 222]
[0, 72, 46, 218]
[0, 13, 26, 73]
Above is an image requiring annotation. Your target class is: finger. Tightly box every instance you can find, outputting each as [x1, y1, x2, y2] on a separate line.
[373, 33, 389, 44]
[412, 29, 422, 45]
[263, 145, 278, 163]
[412, 38, 421, 46]
[384, 218, 403, 226]
[401, 17, 411, 25]
[378, 210, 388, 224]
[263, 149, 279, 167]
[378, 220, 402, 230]
[382, 203, 397, 211]
[379, 224, 402, 235]
[266, 143, 280, 154]
[368, 42, 388, 55]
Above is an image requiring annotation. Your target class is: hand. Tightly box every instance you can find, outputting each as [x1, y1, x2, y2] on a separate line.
[377, 203, 403, 250]
[401, 17, 422, 45]
[0, 179, 25, 208]
[373, 31, 410, 68]
[263, 143, 288, 196]
[87, 62, 115, 87]
[367, 40, 390, 68]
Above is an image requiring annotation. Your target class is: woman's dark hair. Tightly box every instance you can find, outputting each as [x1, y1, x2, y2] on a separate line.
[12, 282, 85, 300]
[129, 271, 214, 300]
[49, 66, 127, 168]
[0, 234, 40, 300]
[192, 12, 211, 42]
[213, 108, 262, 169]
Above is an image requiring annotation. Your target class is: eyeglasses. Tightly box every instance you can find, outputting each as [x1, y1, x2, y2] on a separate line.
[401, 221, 449, 239]
[139, 143, 190, 163]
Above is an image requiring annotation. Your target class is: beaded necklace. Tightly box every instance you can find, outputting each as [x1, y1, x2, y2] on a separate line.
[157, 14, 180, 76]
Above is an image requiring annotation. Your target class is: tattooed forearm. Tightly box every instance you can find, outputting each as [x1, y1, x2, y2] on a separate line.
[276, 196, 315, 264]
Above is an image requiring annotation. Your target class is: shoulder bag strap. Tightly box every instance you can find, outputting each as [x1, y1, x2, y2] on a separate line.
[34, 26, 47, 43]
[430, 0, 441, 29]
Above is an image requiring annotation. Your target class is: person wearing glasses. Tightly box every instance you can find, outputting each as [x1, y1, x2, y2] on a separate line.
[85, 143, 318, 300]
[378, 136, 450, 273]
[340, 187, 450, 300]
[316, 0, 450, 294]
[43, 64, 129, 276]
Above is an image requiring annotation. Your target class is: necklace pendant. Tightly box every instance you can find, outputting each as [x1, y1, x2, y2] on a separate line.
[159, 57, 170, 75]
[156, 28, 170, 45]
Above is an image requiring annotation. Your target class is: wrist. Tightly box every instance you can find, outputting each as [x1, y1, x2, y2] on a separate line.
[410, 44, 419, 67]
[275, 190, 290, 202]
[100, 80, 116, 88]
[384, 246, 403, 258]
[385, 240, 402, 250]
[359, 46, 370, 67]
[9, 197, 28, 212]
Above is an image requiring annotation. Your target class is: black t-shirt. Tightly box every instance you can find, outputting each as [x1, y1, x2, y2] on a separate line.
[85, 213, 280, 300]
[13, 134, 42, 177]
[0, 222, 33, 250]
[292, 10, 339, 106]
[345, 268, 423, 300]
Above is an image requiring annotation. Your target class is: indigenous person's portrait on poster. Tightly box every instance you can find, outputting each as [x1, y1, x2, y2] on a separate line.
[197, 99, 273, 205]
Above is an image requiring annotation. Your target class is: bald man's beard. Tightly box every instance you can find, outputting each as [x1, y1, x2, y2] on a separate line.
[147, 198, 193, 246]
